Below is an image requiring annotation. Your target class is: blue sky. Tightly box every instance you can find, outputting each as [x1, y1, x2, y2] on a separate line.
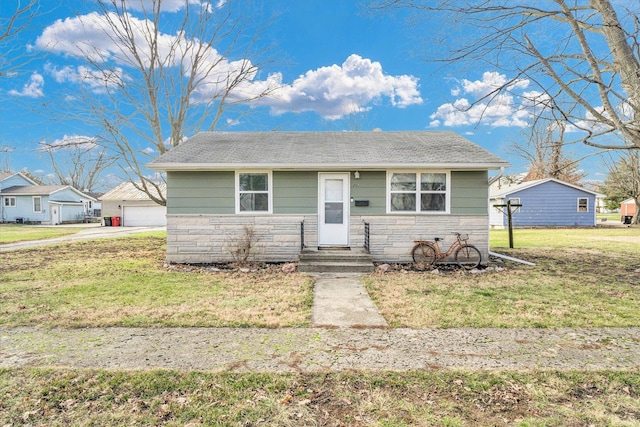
[0, 0, 607, 190]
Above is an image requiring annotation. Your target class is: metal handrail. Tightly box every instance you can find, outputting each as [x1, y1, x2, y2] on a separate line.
[363, 221, 370, 253]
[300, 220, 305, 250]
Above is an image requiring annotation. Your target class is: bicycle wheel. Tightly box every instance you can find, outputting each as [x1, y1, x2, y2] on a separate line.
[454, 245, 481, 270]
[411, 243, 437, 266]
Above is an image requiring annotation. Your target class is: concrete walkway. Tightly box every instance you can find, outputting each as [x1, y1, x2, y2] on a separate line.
[2, 327, 638, 372]
[311, 273, 387, 328]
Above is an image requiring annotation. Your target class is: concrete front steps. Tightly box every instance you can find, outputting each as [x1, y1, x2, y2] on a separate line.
[298, 248, 375, 273]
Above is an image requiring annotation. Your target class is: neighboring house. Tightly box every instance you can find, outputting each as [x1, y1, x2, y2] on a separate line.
[0, 171, 37, 190]
[148, 131, 509, 263]
[100, 182, 167, 226]
[0, 172, 97, 224]
[85, 192, 103, 217]
[620, 198, 637, 222]
[490, 178, 598, 228]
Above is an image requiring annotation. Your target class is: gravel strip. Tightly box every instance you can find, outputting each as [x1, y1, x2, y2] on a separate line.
[2, 327, 639, 372]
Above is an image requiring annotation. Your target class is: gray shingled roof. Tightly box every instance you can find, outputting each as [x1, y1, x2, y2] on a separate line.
[149, 131, 509, 170]
[1, 185, 96, 200]
[2, 185, 69, 195]
[99, 181, 166, 201]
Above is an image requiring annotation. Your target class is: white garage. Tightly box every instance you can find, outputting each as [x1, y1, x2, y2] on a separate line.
[99, 182, 167, 227]
[123, 205, 166, 226]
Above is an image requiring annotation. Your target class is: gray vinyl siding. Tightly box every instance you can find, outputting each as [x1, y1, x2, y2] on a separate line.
[451, 170, 489, 215]
[273, 171, 317, 214]
[507, 181, 596, 227]
[166, 171, 234, 215]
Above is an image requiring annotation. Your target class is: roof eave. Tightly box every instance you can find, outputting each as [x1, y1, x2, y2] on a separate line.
[149, 162, 511, 171]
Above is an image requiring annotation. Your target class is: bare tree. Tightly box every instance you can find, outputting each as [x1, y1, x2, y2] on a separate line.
[372, 0, 640, 150]
[39, 136, 115, 192]
[36, 0, 278, 204]
[511, 118, 587, 184]
[0, 0, 38, 78]
[601, 150, 640, 224]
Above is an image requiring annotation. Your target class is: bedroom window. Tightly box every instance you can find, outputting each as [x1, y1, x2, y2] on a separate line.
[577, 197, 588, 212]
[4, 197, 16, 207]
[388, 171, 449, 213]
[236, 172, 272, 213]
[33, 196, 42, 213]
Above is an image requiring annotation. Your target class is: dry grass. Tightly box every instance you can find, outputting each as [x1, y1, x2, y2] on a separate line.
[365, 228, 640, 328]
[1, 369, 639, 426]
[0, 223, 92, 243]
[0, 234, 313, 328]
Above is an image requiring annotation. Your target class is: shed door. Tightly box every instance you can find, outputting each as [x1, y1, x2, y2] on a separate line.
[318, 173, 350, 247]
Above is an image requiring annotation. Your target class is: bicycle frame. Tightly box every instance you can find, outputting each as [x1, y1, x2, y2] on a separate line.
[411, 232, 482, 269]
[415, 234, 465, 260]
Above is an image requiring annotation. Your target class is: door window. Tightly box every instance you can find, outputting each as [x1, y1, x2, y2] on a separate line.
[324, 179, 344, 224]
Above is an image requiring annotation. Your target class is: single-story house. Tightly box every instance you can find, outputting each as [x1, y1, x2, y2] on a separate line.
[148, 131, 509, 264]
[620, 198, 637, 223]
[490, 178, 598, 228]
[0, 172, 97, 224]
[100, 181, 167, 226]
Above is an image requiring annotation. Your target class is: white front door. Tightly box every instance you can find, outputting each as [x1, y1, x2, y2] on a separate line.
[318, 173, 350, 247]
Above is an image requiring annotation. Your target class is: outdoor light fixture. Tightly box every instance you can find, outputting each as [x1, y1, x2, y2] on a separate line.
[354, 171, 360, 179]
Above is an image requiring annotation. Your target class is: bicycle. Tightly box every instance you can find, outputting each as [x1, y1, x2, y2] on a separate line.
[411, 232, 481, 270]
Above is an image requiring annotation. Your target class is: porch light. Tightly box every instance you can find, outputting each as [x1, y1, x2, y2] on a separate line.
[354, 171, 360, 179]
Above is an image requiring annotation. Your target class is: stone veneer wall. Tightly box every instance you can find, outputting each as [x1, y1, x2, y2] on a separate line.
[166, 215, 316, 263]
[166, 214, 489, 264]
[351, 215, 489, 263]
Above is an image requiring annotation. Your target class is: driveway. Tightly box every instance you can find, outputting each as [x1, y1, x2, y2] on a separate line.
[0, 223, 166, 252]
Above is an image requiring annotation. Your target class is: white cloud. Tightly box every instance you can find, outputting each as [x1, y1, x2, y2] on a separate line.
[123, 0, 218, 13]
[8, 72, 44, 97]
[255, 54, 422, 119]
[45, 63, 125, 94]
[36, 13, 421, 120]
[430, 71, 546, 128]
[36, 12, 177, 66]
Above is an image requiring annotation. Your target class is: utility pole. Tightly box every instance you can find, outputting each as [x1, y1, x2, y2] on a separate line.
[0, 145, 15, 172]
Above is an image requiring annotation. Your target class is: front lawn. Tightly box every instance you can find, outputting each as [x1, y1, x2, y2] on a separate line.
[0, 234, 313, 328]
[1, 227, 638, 329]
[0, 223, 91, 244]
[364, 228, 640, 328]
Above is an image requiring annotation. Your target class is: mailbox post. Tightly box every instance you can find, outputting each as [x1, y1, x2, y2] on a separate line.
[494, 199, 522, 248]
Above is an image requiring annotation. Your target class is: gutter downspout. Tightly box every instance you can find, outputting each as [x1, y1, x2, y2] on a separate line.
[488, 250, 535, 266]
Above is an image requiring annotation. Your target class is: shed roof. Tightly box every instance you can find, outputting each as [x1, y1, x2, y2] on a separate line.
[148, 131, 509, 171]
[99, 182, 166, 201]
[490, 178, 599, 198]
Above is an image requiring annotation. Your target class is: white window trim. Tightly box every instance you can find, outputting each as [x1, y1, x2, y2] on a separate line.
[386, 170, 451, 214]
[4, 197, 16, 208]
[577, 197, 589, 212]
[235, 171, 273, 214]
[33, 196, 42, 213]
